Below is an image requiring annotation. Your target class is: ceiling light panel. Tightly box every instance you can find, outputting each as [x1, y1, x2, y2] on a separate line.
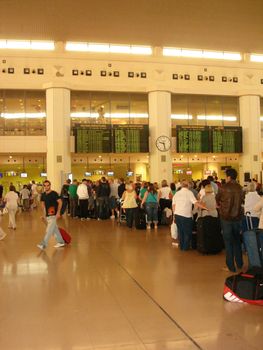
[65, 42, 152, 55]
[163, 47, 242, 61]
[0, 40, 54, 50]
[250, 54, 263, 62]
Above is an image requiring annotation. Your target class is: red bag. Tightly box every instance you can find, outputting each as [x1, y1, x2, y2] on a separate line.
[59, 227, 71, 244]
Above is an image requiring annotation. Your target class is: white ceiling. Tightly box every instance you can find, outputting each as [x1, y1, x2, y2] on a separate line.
[0, 0, 263, 52]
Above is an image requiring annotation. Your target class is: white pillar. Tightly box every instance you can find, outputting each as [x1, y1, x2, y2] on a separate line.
[46, 87, 71, 192]
[148, 91, 172, 185]
[239, 95, 262, 184]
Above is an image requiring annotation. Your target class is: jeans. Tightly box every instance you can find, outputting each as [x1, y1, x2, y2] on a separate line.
[61, 197, 70, 215]
[220, 219, 243, 272]
[40, 216, 64, 248]
[175, 214, 193, 251]
[243, 229, 263, 267]
[69, 197, 78, 218]
[125, 207, 138, 228]
[145, 202, 158, 224]
[98, 196, 109, 219]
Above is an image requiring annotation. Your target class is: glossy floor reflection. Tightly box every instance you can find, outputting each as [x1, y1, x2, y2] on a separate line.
[0, 210, 262, 350]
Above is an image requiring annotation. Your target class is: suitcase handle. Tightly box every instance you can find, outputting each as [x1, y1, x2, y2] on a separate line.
[245, 211, 253, 230]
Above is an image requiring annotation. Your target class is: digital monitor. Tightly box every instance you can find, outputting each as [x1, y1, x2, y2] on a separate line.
[126, 171, 133, 177]
[107, 171, 114, 177]
[84, 172, 92, 177]
[186, 170, 192, 175]
[0, 172, 3, 178]
[20, 172, 28, 178]
[40, 172, 47, 177]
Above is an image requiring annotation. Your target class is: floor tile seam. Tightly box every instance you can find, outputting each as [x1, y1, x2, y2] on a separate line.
[100, 245, 204, 350]
[91, 260, 148, 350]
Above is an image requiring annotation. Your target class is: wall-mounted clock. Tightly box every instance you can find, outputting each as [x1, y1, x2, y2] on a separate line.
[155, 135, 171, 152]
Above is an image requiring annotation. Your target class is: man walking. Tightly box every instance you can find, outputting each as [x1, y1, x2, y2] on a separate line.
[216, 169, 244, 272]
[37, 180, 65, 250]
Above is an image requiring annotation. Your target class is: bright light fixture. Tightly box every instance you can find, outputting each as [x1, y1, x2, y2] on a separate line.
[197, 115, 237, 121]
[70, 112, 149, 118]
[65, 42, 152, 55]
[260, 116, 263, 121]
[0, 40, 54, 50]
[250, 54, 263, 63]
[171, 114, 193, 120]
[0, 112, 46, 119]
[88, 43, 109, 52]
[163, 47, 242, 61]
[110, 45, 130, 54]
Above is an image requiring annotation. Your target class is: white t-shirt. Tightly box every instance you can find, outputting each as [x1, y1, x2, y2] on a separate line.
[244, 192, 261, 217]
[5, 191, 18, 209]
[172, 188, 197, 218]
[159, 186, 171, 199]
[31, 183, 38, 195]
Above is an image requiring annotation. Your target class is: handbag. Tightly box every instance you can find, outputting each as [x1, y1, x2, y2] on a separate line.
[170, 222, 178, 239]
[2, 207, 8, 215]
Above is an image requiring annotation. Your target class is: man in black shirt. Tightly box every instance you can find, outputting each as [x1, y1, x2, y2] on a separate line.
[37, 180, 65, 250]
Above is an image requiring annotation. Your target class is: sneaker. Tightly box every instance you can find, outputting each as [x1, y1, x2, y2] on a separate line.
[86, 217, 91, 221]
[0, 233, 7, 241]
[97, 218, 101, 221]
[110, 215, 115, 219]
[37, 244, 45, 250]
[54, 243, 65, 248]
[80, 218, 85, 221]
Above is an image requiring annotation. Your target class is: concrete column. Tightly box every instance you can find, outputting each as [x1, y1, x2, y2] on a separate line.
[239, 95, 262, 184]
[148, 91, 172, 185]
[46, 87, 71, 192]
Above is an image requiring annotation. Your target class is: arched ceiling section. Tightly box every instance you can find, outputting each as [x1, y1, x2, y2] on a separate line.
[0, 0, 263, 52]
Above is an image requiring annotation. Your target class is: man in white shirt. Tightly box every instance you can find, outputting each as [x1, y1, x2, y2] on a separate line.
[77, 179, 90, 221]
[172, 180, 207, 250]
[31, 180, 38, 209]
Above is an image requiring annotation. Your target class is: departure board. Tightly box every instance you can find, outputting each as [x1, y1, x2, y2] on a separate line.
[176, 126, 210, 153]
[113, 125, 149, 153]
[211, 126, 242, 153]
[74, 125, 112, 153]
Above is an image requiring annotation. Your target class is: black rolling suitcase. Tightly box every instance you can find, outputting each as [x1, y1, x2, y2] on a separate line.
[197, 216, 224, 254]
[135, 207, 147, 230]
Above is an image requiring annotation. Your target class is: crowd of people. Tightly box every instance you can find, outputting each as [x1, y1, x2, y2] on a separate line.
[0, 171, 263, 273]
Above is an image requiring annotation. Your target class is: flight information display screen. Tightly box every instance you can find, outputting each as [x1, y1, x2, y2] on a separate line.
[74, 125, 112, 153]
[74, 124, 149, 153]
[113, 125, 149, 153]
[176, 126, 210, 153]
[175, 126, 242, 153]
[211, 126, 243, 153]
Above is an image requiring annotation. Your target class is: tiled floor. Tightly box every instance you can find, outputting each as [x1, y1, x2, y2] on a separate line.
[0, 210, 262, 350]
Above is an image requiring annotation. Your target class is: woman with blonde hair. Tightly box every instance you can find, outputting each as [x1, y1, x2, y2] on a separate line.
[242, 182, 261, 232]
[199, 184, 218, 218]
[121, 183, 138, 228]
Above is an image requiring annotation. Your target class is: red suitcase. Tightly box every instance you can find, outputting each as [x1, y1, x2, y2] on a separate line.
[59, 227, 71, 244]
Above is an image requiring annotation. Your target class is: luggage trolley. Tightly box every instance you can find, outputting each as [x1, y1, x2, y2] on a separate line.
[117, 199, 126, 225]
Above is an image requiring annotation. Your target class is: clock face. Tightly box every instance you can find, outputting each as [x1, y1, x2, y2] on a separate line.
[156, 135, 171, 152]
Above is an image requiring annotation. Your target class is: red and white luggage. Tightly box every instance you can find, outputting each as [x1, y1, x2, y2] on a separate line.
[59, 227, 72, 244]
